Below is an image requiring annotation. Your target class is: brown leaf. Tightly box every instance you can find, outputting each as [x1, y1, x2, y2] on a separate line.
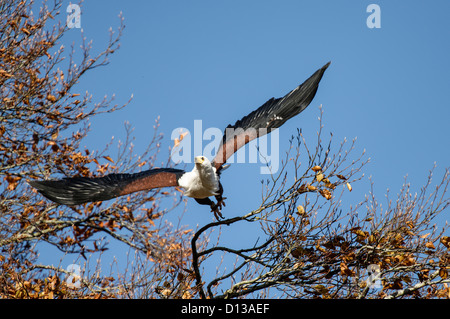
[291, 248, 303, 258]
[316, 173, 324, 182]
[296, 205, 306, 216]
[75, 112, 84, 119]
[46, 94, 56, 102]
[182, 291, 192, 299]
[312, 165, 322, 172]
[319, 189, 332, 200]
[6, 175, 21, 191]
[138, 161, 147, 167]
[297, 184, 307, 193]
[351, 229, 369, 243]
[346, 182, 352, 192]
[288, 214, 296, 225]
[439, 268, 448, 279]
[425, 242, 435, 249]
[325, 182, 336, 190]
[440, 236, 450, 249]
[313, 285, 329, 295]
[340, 262, 355, 277]
[103, 156, 115, 163]
[51, 131, 58, 140]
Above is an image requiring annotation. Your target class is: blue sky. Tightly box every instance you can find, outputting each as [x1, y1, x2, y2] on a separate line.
[43, 0, 450, 289]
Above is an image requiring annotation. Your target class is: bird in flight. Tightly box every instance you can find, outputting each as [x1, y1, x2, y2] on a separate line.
[29, 62, 330, 219]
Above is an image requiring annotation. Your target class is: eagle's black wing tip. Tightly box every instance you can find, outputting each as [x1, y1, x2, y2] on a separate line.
[28, 177, 121, 205]
[28, 179, 78, 205]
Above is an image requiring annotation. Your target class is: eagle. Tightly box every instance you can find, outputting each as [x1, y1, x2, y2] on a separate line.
[29, 62, 330, 219]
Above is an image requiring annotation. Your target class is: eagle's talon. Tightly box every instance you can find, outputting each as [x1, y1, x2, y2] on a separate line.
[210, 195, 227, 220]
[221, 197, 227, 207]
[213, 197, 227, 216]
[211, 204, 224, 220]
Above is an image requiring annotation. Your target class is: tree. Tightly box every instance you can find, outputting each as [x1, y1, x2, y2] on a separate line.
[0, 0, 195, 298]
[190, 112, 450, 299]
[1, 0, 449, 299]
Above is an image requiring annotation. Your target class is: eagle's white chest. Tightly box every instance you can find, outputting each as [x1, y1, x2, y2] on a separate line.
[178, 165, 219, 199]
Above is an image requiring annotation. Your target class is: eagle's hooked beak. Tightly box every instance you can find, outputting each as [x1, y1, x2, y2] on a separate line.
[194, 156, 205, 165]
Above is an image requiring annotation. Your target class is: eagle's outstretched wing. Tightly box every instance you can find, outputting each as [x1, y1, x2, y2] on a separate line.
[213, 61, 330, 171]
[29, 168, 185, 205]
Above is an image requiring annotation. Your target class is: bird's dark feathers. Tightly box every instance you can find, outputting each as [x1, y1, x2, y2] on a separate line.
[213, 61, 330, 170]
[224, 61, 330, 138]
[29, 168, 185, 205]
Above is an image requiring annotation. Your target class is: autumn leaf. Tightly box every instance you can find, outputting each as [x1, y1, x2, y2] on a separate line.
[312, 165, 322, 172]
[297, 184, 307, 193]
[319, 189, 332, 200]
[291, 247, 307, 258]
[439, 268, 448, 280]
[440, 236, 450, 249]
[6, 175, 21, 191]
[316, 173, 324, 182]
[421, 233, 431, 239]
[288, 214, 296, 225]
[173, 130, 189, 148]
[346, 182, 352, 192]
[103, 155, 115, 163]
[296, 205, 306, 216]
[325, 181, 336, 190]
[406, 221, 415, 229]
[75, 112, 84, 119]
[182, 291, 192, 299]
[368, 234, 377, 244]
[138, 161, 147, 167]
[46, 94, 56, 102]
[21, 27, 31, 35]
[340, 262, 355, 277]
[314, 285, 329, 295]
[352, 229, 368, 240]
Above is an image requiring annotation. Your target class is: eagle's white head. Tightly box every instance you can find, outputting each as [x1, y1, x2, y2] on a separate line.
[194, 155, 212, 168]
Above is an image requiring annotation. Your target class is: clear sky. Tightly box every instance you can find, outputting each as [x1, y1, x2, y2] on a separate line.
[41, 0, 450, 287]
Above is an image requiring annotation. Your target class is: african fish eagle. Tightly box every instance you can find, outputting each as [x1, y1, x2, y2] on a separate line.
[29, 62, 330, 219]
